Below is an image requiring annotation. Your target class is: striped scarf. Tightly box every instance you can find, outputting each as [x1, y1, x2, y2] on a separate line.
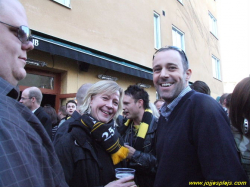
[80, 114, 128, 165]
[120, 108, 153, 151]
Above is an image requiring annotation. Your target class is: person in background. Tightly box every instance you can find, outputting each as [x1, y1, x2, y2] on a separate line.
[20, 86, 52, 138]
[58, 105, 67, 127]
[229, 77, 250, 181]
[120, 85, 157, 187]
[65, 100, 77, 118]
[0, 0, 67, 186]
[154, 99, 165, 114]
[225, 93, 232, 116]
[44, 105, 59, 141]
[149, 102, 160, 119]
[53, 83, 92, 142]
[219, 93, 229, 113]
[54, 80, 134, 187]
[190, 80, 211, 95]
[152, 46, 248, 186]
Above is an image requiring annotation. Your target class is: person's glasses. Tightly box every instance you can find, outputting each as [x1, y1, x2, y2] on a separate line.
[0, 21, 32, 44]
[153, 46, 188, 63]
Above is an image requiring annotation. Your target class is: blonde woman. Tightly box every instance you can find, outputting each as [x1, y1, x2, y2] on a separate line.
[54, 80, 134, 187]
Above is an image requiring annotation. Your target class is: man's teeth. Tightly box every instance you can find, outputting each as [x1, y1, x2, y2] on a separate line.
[162, 83, 172, 87]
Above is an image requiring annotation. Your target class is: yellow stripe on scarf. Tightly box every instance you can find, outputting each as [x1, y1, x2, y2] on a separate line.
[145, 108, 152, 113]
[81, 119, 89, 128]
[91, 123, 103, 132]
[137, 122, 149, 138]
[107, 139, 119, 152]
[124, 119, 131, 126]
[137, 109, 152, 139]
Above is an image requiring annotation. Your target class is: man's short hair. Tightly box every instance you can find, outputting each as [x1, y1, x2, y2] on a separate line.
[66, 100, 77, 108]
[190, 81, 211, 95]
[124, 85, 150, 109]
[153, 46, 189, 71]
[219, 93, 229, 104]
[59, 105, 67, 116]
[29, 88, 43, 105]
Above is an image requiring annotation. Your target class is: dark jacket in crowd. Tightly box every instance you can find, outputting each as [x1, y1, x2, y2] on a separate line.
[54, 117, 124, 187]
[34, 106, 52, 138]
[120, 116, 158, 187]
[53, 111, 81, 143]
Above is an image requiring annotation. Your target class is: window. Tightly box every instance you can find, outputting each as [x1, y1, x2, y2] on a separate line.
[172, 26, 185, 51]
[154, 12, 161, 49]
[52, 0, 70, 7]
[212, 55, 221, 80]
[177, 0, 183, 4]
[209, 12, 217, 37]
[19, 73, 55, 90]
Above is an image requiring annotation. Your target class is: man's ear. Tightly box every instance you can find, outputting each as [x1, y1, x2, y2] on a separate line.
[30, 97, 35, 103]
[138, 99, 144, 108]
[185, 69, 192, 81]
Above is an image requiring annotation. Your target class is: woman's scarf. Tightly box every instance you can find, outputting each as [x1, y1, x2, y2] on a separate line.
[80, 114, 128, 165]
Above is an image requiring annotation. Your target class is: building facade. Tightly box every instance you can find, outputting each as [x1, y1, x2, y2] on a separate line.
[19, 0, 223, 111]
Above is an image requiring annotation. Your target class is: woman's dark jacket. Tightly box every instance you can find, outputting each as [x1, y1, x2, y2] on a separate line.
[120, 116, 158, 187]
[54, 118, 121, 187]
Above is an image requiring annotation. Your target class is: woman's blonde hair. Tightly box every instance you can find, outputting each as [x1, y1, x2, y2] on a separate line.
[78, 80, 124, 122]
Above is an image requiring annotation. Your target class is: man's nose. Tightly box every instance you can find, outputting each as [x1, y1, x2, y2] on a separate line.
[22, 41, 34, 52]
[160, 68, 169, 78]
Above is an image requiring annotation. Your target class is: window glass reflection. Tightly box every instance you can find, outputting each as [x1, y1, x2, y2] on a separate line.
[18, 73, 54, 89]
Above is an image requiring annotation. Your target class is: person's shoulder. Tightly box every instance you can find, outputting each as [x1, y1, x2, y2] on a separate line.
[189, 92, 218, 106]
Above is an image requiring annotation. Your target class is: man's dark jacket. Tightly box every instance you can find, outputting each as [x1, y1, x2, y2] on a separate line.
[120, 116, 158, 187]
[34, 106, 52, 138]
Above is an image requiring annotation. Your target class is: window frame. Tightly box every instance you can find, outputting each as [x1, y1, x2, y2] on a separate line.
[212, 55, 221, 80]
[154, 11, 161, 49]
[208, 12, 218, 38]
[52, 0, 71, 8]
[172, 26, 185, 51]
[177, 0, 183, 5]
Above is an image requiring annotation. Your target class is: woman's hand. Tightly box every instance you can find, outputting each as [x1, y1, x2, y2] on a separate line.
[105, 176, 136, 187]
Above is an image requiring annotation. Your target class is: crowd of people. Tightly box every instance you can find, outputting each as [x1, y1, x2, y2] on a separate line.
[0, 0, 250, 186]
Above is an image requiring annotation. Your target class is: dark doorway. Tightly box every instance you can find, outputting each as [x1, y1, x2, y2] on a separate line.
[42, 94, 56, 108]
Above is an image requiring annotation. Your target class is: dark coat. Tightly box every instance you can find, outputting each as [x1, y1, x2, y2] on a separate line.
[54, 118, 123, 187]
[53, 111, 81, 144]
[34, 106, 52, 138]
[155, 90, 249, 187]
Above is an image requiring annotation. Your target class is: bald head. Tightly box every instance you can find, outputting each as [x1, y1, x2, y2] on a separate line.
[76, 83, 93, 107]
[20, 87, 43, 110]
[28, 87, 43, 104]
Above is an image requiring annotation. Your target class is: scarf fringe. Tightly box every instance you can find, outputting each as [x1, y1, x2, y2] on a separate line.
[111, 146, 129, 165]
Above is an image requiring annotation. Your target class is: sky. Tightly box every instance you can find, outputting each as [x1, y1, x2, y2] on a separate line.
[217, 0, 250, 93]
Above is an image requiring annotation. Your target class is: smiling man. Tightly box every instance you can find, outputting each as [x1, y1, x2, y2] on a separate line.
[152, 46, 249, 186]
[0, 0, 67, 186]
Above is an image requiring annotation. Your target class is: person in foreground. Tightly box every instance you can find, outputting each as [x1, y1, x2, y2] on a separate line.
[0, 0, 68, 186]
[54, 80, 135, 187]
[152, 46, 249, 187]
[229, 77, 250, 181]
